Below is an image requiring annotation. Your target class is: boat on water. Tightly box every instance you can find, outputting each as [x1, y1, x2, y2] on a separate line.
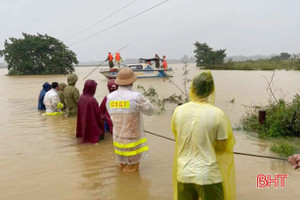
[100, 58, 173, 79]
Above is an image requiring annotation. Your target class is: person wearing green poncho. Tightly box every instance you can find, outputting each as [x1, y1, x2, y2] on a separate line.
[64, 74, 80, 116]
[58, 83, 67, 110]
[171, 70, 236, 200]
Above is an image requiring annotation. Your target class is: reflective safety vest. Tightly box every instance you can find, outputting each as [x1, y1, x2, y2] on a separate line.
[106, 86, 154, 164]
[108, 53, 113, 61]
[115, 52, 121, 61]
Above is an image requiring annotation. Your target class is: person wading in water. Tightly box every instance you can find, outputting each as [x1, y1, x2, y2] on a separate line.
[171, 71, 236, 200]
[106, 68, 154, 172]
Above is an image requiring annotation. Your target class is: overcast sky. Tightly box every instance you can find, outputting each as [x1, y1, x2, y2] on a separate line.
[1, 0, 300, 62]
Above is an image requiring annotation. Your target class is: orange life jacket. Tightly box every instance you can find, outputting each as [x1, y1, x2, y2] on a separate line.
[163, 60, 167, 69]
[108, 53, 113, 61]
[115, 52, 121, 61]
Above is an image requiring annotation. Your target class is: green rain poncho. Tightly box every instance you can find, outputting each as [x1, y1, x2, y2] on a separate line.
[64, 74, 80, 116]
[58, 83, 67, 109]
[171, 70, 236, 200]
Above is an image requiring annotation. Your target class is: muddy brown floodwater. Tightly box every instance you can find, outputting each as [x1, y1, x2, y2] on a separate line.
[0, 64, 299, 200]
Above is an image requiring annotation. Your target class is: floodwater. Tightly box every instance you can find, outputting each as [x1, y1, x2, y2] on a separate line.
[0, 64, 299, 200]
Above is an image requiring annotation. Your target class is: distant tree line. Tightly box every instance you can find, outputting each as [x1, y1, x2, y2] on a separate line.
[0, 33, 78, 75]
[193, 42, 226, 67]
[270, 52, 291, 61]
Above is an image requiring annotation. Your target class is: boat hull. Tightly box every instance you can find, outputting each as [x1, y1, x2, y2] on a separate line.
[100, 69, 173, 79]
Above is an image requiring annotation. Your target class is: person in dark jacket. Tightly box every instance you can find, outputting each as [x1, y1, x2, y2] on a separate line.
[154, 54, 160, 68]
[76, 80, 104, 143]
[38, 82, 51, 110]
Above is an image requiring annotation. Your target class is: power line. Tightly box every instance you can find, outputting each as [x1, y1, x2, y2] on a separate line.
[65, 0, 138, 41]
[68, 0, 170, 46]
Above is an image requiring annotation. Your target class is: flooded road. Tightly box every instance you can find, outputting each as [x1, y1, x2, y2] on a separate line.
[0, 65, 299, 200]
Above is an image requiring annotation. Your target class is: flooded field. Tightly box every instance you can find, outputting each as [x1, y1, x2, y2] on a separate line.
[0, 64, 299, 200]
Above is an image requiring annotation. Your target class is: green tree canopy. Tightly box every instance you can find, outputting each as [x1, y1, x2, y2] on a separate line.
[0, 33, 78, 75]
[193, 42, 226, 67]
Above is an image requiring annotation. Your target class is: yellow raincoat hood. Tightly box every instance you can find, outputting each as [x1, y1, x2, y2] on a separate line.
[189, 70, 215, 104]
[172, 70, 236, 200]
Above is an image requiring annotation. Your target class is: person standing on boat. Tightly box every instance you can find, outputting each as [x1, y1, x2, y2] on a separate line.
[106, 52, 114, 69]
[155, 54, 160, 68]
[99, 79, 119, 134]
[171, 70, 236, 200]
[162, 55, 168, 70]
[64, 74, 80, 117]
[115, 52, 122, 68]
[106, 68, 155, 172]
[44, 82, 64, 115]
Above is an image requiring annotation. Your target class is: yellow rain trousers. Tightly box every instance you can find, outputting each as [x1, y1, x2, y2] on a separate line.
[171, 70, 236, 200]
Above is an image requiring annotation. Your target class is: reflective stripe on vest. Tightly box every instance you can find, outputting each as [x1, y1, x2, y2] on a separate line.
[56, 102, 63, 109]
[45, 111, 62, 116]
[114, 145, 149, 156]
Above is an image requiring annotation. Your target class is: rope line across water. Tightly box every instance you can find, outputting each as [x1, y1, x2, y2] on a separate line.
[144, 130, 287, 161]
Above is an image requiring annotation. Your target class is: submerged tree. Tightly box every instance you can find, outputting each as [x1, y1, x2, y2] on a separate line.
[0, 33, 78, 75]
[193, 42, 226, 67]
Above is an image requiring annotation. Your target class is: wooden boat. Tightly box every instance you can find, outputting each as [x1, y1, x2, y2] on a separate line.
[100, 58, 173, 78]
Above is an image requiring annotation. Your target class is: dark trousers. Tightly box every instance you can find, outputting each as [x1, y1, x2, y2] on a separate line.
[177, 182, 224, 200]
[108, 60, 114, 68]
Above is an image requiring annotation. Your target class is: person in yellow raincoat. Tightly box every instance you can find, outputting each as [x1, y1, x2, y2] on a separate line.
[171, 70, 236, 200]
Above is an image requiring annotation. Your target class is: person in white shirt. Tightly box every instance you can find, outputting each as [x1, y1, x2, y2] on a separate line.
[43, 82, 64, 115]
[106, 68, 154, 172]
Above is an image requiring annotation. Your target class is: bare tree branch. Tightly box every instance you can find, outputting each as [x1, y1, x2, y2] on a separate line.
[262, 70, 278, 103]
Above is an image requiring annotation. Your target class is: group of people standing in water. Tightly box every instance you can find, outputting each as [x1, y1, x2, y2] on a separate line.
[38, 68, 155, 174]
[38, 74, 79, 117]
[37, 67, 298, 200]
